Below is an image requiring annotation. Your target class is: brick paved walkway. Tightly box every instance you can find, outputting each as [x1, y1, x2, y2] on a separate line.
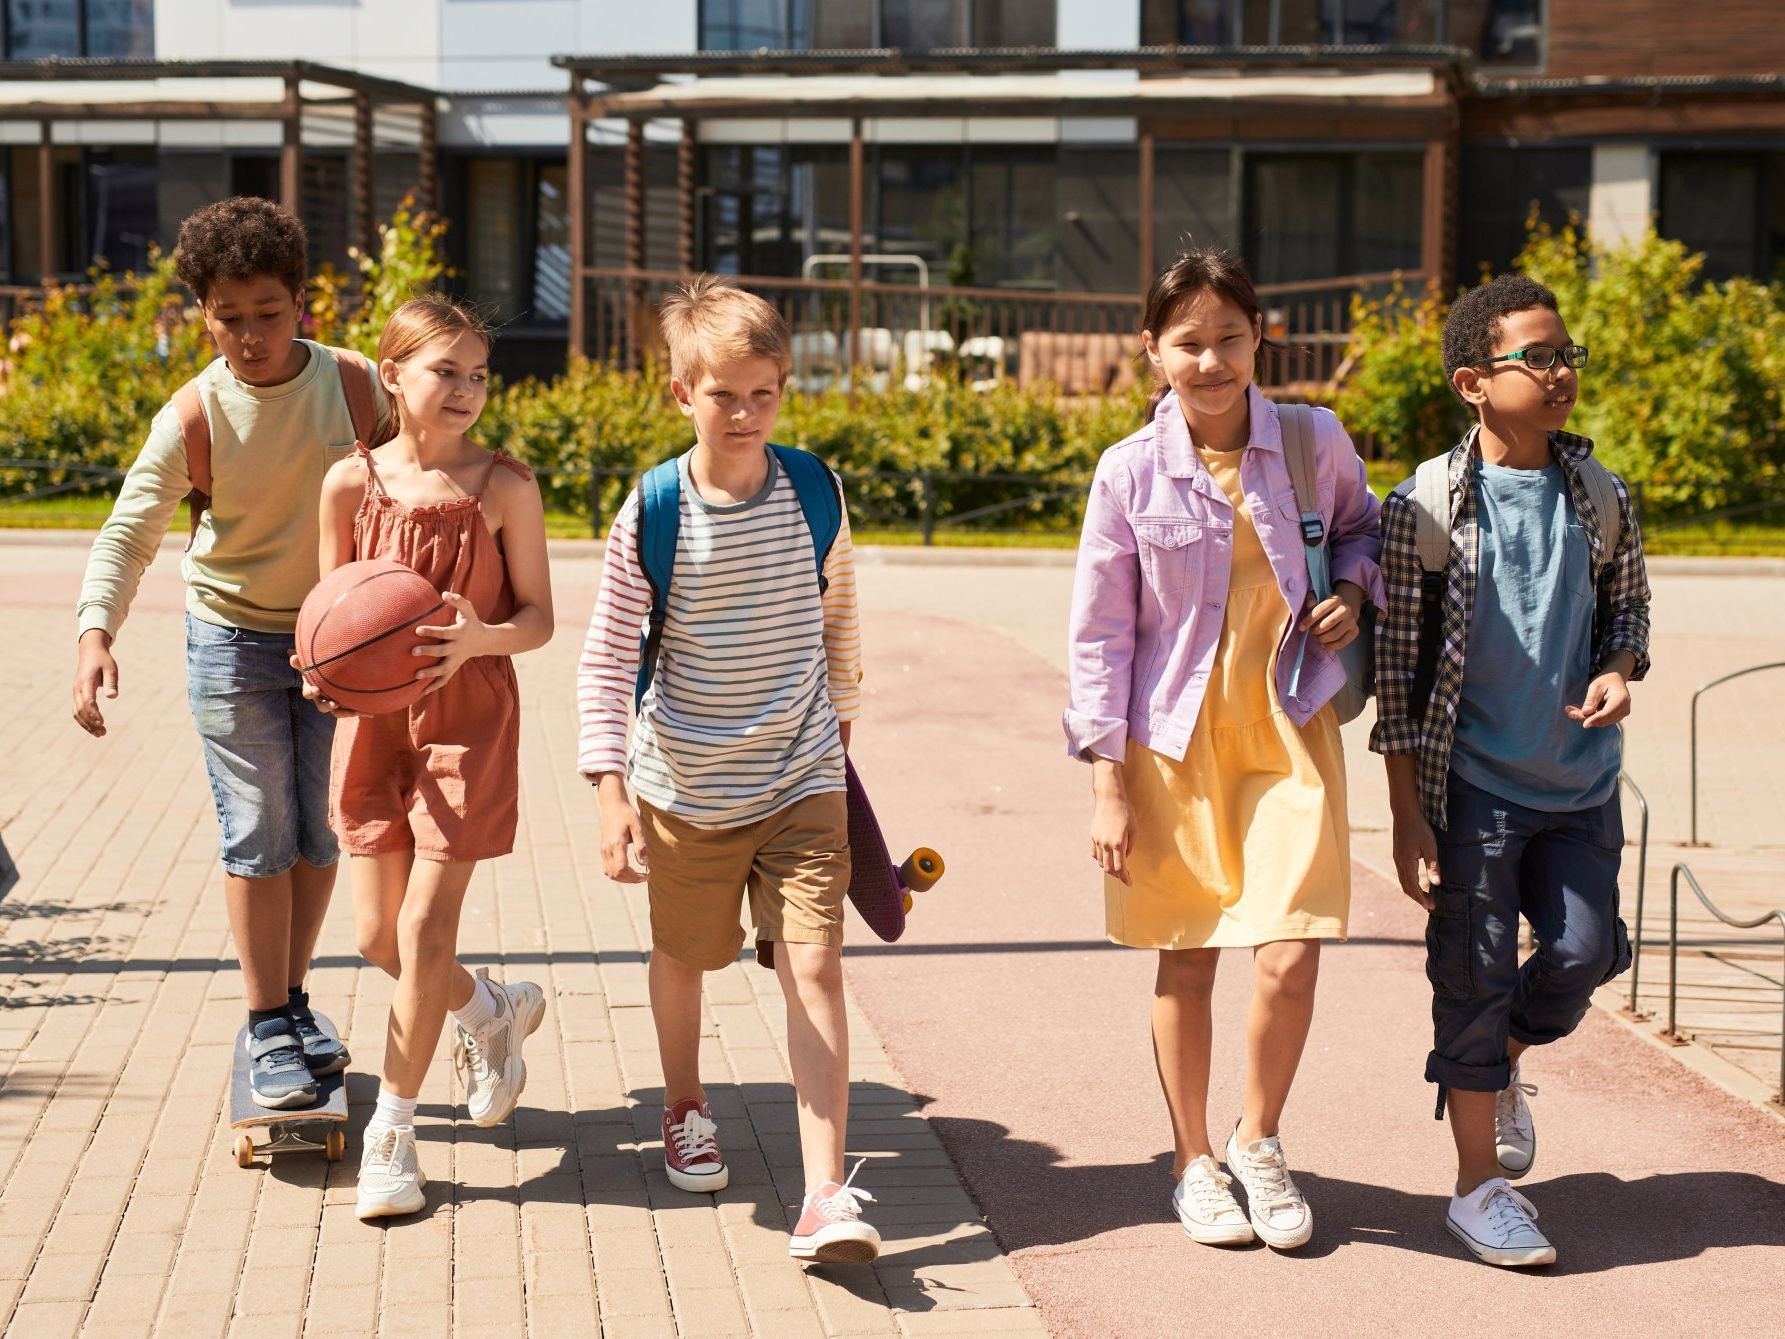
[0, 541, 1043, 1338]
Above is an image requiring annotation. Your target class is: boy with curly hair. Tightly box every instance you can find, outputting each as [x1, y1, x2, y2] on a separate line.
[73, 196, 388, 1109]
[1372, 273, 1650, 1267]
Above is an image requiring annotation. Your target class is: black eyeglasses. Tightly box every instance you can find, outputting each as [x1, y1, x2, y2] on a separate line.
[1473, 344, 1590, 371]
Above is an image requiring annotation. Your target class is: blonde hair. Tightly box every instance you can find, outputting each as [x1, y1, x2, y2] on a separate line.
[659, 275, 791, 387]
[377, 296, 494, 432]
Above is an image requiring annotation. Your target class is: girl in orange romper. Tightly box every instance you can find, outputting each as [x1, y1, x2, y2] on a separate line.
[309, 297, 554, 1220]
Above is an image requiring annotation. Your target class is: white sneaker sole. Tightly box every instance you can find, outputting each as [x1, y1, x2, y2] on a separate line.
[1175, 1211, 1255, 1247]
[1446, 1214, 1556, 1267]
[357, 1167, 428, 1221]
[1498, 1130, 1536, 1180]
[666, 1161, 730, 1194]
[1248, 1205, 1314, 1251]
[789, 1223, 881, 1263]
[468, 984, 546, 1129]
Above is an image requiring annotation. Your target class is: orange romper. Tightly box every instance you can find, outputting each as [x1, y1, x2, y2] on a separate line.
[329, 446, 530, 862]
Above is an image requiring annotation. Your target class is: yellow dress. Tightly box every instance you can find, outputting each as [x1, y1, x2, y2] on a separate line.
[1106, 445, 1351, 949]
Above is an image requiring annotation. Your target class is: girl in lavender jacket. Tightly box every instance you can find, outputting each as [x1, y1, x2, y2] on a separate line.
[1064, 249, 1384, 1251]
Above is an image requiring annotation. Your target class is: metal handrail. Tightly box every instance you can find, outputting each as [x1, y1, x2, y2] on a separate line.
[1620, 769, 1652, 1016]
[1688, 662, 1785, 845]
[1666, 862, 1785, 1103]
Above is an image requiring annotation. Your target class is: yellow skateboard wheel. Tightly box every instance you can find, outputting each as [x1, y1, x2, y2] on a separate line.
[902, 892, 914, 914]
[900, 848, 945, 893]
[325, 1127, 347, 1162]
[234, 1134, 255, 1168]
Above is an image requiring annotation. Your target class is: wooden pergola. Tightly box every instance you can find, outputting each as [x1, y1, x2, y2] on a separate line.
[553, 47, 1466, 363]
[0, 59, 439, 282]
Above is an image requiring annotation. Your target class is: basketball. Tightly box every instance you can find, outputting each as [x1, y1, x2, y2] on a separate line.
[295, 558, 444, 715]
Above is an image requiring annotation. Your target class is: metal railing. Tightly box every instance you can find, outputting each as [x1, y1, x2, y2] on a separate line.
[579, 267, 1418, 394]
[1666, 862, 1785, 1103]
[1688, 661, 1785, 845]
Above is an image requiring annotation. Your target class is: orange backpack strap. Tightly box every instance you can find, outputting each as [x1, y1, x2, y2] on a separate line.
[172, 379, 212, 541]
[330, 347, 381, 446]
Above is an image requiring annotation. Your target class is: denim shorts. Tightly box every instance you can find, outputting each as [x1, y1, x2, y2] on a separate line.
[186, 614, 338, 878]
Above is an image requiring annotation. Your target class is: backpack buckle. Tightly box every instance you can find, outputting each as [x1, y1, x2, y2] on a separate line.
[1299, 513, 1325, 547]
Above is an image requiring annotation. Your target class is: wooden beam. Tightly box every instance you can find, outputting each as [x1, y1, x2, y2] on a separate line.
[1138, 125, 1156, 290]
[678, 119, 697, 273]
[417, 98, 439, 216]
[37, 120, 54, 282]
[624, 119, 645, 367]
[1422, 103, 1458, 288]
[568, 87, 587, 360]
[280, 75, 302, 214]
[0, 101, 289, 121]
[847, 117, 864, 384]
[353, 91, 376, 258]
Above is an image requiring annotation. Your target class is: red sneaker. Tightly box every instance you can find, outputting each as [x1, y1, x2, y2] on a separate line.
[662, 1098, 728, 1192]
[788, 1160, 881, 1263]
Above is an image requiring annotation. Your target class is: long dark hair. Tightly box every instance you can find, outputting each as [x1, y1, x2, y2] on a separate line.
[1141, 247, 1280, 420]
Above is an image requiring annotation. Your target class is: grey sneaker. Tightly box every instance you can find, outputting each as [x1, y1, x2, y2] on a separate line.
[356, 1125, 427, 1220]
[246, 1017, 319, 1109]
[1495, 1064, 1538, 1180]
[452, 968, 546, 1128]
[287, 990, 350, 1077]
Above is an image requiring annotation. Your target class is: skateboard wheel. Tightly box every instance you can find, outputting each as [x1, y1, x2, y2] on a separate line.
[325, 1128, 347, 1162]
[899, 848, 945, 893]
[902, 892, 914, 914]
[234, 1134, 255, 1169]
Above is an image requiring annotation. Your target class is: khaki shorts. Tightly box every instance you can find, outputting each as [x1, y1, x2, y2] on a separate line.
[639, 789, 850, 971]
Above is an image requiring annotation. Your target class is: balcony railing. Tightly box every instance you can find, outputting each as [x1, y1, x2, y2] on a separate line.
[579, 267, 1420, 396]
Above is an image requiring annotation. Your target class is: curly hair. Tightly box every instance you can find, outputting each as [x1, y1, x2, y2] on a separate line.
[1441, 273, 1559, 384]
[174, 197, 308, 304]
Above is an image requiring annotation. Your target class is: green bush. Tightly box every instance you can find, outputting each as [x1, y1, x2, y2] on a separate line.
[1332, 222, 1785, 520]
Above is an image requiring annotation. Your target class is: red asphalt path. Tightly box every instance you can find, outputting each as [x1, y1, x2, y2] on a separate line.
[840, 608, 1785, 1338]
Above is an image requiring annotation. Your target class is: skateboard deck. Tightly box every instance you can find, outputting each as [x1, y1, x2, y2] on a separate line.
[844, 756, 944, 943]
[228, 1012, 349, 1167]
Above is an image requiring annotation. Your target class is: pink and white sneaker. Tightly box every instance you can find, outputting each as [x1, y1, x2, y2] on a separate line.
[788, 1160, 881, 1263]
[663, 1098, 728, 1193]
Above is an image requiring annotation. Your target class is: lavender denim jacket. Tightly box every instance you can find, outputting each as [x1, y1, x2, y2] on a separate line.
[1064, 385, 1385, 764]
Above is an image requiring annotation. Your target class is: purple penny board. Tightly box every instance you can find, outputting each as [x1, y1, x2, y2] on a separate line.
[844, 756, 908, 942]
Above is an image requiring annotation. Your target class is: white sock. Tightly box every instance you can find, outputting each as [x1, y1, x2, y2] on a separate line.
[450, 972, 498, 1033]
[367, 1088, 418, 1137]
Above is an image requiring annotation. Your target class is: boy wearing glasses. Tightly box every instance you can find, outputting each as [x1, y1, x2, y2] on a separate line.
[1372, 274, 1650, 1267]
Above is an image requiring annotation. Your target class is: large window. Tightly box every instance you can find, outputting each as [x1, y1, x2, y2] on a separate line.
[1140, 1, 1530, 56]
[1660, 151, 1785, 284]
[1245, 151, 1422, 283]
[82, 147, 157, 272]
[454, 155, 575, 325]
[3, 0, 153, 58]
[1456, 145, 1588, 283]
[699, 0, 1052, 50]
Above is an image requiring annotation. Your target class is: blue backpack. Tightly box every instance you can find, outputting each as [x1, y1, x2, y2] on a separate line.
[633, 444, 843, 708]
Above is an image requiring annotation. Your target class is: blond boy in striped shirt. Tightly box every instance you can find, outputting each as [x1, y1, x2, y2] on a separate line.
[577, 278, 877, 1263]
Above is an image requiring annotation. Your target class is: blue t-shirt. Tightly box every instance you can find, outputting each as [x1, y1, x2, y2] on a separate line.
[1451, 461, 1620, 811]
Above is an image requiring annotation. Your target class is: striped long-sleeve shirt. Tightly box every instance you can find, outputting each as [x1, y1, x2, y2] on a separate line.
[577, 450, 863, 828]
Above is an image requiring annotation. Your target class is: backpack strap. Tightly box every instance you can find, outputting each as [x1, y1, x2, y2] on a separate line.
[1574, 455, 1621, 577]
[769, 443, 843, 593]
[634, 458, 683, 708]
[172, 378, 212, 545]
[1408, 454, 1455, 723]
[330, 346, 380, 446]
[1278, 403, 1330, 701]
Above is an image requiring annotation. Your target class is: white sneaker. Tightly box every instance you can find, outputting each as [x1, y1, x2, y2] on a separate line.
[788, 1161, 882, 1263]
[1223, 1128, 1314, 1249]
[1495, 1064, 1539, 1180]
[1171, 1154, 1254, 1246]
[453, 968, 546, 1128]
[1446, 1177, 1557, 1267]
[356, 1124, 427, 1220]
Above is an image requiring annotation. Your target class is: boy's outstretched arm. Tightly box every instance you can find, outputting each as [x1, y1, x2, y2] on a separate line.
[820, 498, 862, 751]
[72, 404, 191, 737]
[579, 497, 653, 881]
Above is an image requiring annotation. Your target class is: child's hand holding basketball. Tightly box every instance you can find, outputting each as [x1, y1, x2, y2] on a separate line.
[287, 654, 365, 719]
[413, 592, 492, 694]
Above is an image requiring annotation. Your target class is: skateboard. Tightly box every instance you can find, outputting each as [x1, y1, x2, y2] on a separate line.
[228, 1013, 349, 1168]
[844, 756, 945, 942]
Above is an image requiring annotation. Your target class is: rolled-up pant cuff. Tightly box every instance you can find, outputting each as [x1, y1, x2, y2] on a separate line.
[1509, 1020, 1566, 1048]
[1425, 1052, 1509, 1094]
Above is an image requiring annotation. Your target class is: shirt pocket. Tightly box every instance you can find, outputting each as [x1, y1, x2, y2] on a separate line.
[1132, 516, 1206, 594]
